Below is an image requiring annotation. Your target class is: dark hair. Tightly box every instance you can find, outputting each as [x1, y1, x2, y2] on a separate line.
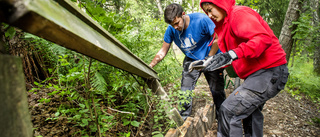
[164, 3, 184, 24]
[201, 2, 212, 7]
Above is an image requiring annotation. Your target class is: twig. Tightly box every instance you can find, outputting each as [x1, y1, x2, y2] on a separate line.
[108, 107, 135, 115]
[92, 96, 102, 137]
[100, 106, 113, 116]
[134, 101, 153, 137]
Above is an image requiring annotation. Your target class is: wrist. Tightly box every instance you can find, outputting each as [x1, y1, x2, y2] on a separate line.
[149, 62, 155, 68]
[228, 50, 238, 60]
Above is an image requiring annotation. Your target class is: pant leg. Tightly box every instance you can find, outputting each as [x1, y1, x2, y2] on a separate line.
[217, 64, 289, 137]
[243, 104, 264, 137]
[203, 68, 226, 119]
[179, 57, 201, 119]
[218, 86, 264, 137]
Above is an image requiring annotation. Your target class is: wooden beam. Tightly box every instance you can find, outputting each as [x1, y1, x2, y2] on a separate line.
[0, 0, 158, 79]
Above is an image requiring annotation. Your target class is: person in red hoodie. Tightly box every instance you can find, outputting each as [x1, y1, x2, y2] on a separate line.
[193, 0, 290, 136]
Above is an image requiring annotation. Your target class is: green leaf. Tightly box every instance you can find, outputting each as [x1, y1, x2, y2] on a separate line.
[80, 119, 89, 127]
[55, 111, 60, 117]
[5, 27, 16, 39]
[123, 121, 130, 126]
[79, 109, 89, 113]
[79, 103, 85, 108]
[130, 121, 140, 127]
[152, 131, 163, 137]
[73, 114, 81, 119]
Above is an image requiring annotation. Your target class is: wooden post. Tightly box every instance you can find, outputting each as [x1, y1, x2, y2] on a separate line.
[0, 54, 33, 137]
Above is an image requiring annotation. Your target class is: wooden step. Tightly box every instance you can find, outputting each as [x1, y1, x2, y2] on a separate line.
[165, 104, 216, 137]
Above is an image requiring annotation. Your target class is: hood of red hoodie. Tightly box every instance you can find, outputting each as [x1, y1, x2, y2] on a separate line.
[200, 0, 235, 26]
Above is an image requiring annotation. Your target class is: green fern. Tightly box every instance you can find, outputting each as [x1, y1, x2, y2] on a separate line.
[91, 71, 107, 93]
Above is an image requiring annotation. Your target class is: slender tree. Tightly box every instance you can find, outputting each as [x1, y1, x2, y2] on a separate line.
[237, 0, 289, 37]
[155, 0, 164, 18]
[192, 0, 195, 13]
[279, 0, 303, 61]
[310, 0, 320, 74]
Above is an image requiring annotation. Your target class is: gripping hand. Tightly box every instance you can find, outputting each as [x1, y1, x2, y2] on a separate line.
[203, 50, 238, 72]
[188, 56, 215, 73]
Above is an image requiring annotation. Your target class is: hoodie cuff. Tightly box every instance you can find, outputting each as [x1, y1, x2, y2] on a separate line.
[232, 44, 245, 59]
[228, 50, 238, 60]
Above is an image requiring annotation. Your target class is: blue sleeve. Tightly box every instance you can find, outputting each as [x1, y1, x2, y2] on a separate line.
[201, 16, 216, 36]
[163, 26, 174, 44]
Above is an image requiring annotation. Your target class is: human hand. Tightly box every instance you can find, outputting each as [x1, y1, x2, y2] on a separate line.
[203, 50, 238, 72]
[188, 56, 215, 73]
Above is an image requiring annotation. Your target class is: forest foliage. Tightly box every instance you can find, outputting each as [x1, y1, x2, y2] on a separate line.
[1, 0, 319, 136]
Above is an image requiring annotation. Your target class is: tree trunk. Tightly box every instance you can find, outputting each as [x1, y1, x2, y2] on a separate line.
[291, 40, 297, 67]
[310, 0, 320, 75]
[192, 0, 195, 13]
[279, 0, 302, 61]
[0, 54, 33, 137]
[155, 0, 163, 17]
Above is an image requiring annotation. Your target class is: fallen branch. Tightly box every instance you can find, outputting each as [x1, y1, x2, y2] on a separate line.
[108, 107, 135, 115]
[100, 106, 113, 116]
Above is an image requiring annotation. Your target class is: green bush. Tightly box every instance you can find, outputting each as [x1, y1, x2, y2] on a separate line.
[287, 56, 320, 104]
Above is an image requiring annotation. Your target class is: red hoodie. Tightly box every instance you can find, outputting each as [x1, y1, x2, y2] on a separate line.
[200, 0, 287, 79]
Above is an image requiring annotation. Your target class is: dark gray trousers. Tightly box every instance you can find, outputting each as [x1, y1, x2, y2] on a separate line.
[217, 64, 289, 137]
[179, 57, 226, 119]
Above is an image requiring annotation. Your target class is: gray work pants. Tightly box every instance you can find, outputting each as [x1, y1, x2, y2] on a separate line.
[217, 64, 289, 137]
[179, 57, 226, 120]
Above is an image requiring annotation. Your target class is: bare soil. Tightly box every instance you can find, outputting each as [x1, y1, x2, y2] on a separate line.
[192, 74, 320, 137]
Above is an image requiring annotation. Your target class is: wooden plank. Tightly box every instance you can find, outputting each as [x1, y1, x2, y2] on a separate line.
[165, 128, 179, 137]
[0, 0, 158, 79]
[202, 104, 215, 130]
[179, 117, 194, 137]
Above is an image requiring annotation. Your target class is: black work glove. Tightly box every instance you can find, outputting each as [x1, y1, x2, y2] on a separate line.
[203, 50, 238, 72]
[188, 56, 215, 73]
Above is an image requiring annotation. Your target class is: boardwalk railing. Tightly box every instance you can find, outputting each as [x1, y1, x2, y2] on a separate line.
[0, 0, 184, 133]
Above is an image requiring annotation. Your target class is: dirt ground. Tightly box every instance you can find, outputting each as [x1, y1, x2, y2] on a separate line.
[27, 73, 320, 137]
[192, 74, 320, 137]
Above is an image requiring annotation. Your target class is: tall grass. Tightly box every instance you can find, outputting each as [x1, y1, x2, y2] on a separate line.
[287, 56, 320, 104]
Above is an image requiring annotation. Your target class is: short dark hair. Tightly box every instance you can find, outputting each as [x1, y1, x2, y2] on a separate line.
[164, 3, 184, 24]
[201, 2, 212, 8]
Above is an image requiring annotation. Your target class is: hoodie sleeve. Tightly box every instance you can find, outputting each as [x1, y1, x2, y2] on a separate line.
[230, 9, 272, 59]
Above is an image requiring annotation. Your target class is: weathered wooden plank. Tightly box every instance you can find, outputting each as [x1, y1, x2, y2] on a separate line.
[180, 117, 194, 137]
[165, 104, 217, 137]
[202, 104, 215, 130]
[0, 0, 158, 79]
[165, 128, 179, 137]
[192, 108, 207, 137]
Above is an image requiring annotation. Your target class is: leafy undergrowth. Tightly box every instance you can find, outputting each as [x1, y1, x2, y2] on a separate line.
[286, 57, 320, 106]
[27, 64, 184, 137]
[28, 85, 176, 137]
